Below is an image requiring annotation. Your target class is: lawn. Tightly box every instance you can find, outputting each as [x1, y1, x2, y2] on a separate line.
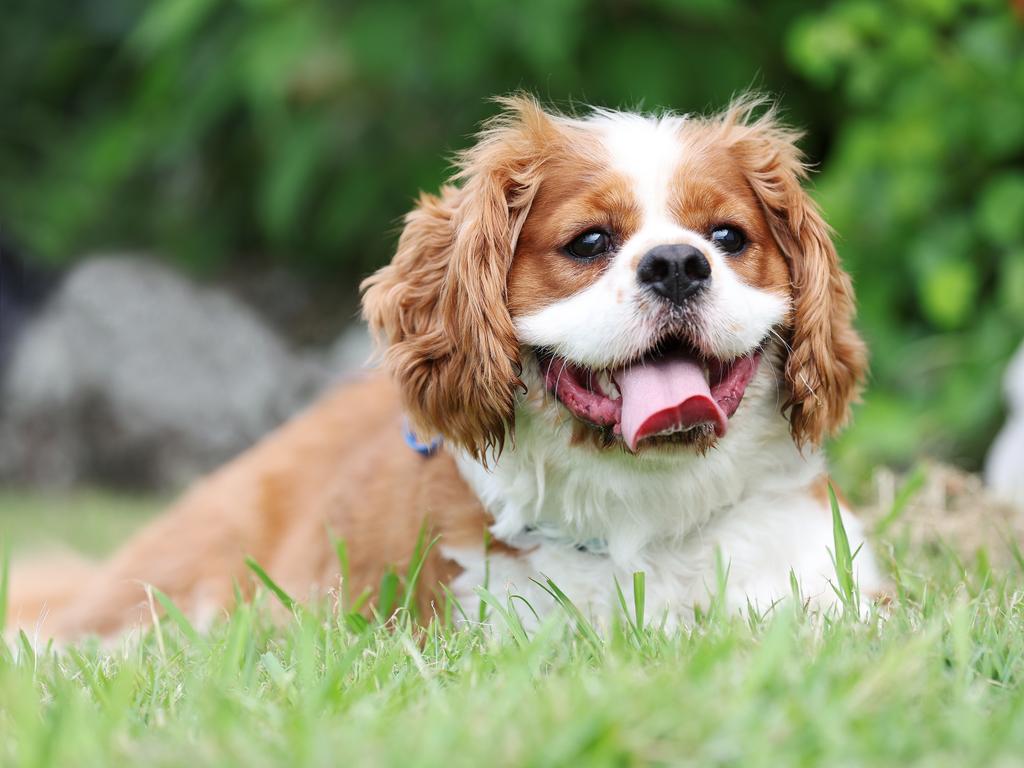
[0, 489, 162, 557]
[3, 484, 1024, 767]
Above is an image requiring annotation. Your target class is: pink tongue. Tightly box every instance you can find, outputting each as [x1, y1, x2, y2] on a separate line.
[615, 354, 727, 452]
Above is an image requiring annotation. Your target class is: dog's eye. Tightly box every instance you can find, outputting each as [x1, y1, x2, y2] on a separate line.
[565, 230, 611, 260]
[710, 226, 747, 255]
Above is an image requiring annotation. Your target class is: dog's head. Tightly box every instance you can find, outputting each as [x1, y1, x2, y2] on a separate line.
[362, 95, 865, 461]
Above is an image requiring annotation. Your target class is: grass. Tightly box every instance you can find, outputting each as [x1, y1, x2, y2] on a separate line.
[3, 488, 1024, 766]
[0, 489, 162, 557]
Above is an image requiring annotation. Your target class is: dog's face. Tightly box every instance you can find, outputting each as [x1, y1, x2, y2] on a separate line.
[363, 96, 865, 461]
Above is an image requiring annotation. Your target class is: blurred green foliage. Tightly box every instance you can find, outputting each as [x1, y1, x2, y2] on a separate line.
[0, 0, 825, 276]
[1, 0, 1022, 478]
[790, 0, 1024, 479]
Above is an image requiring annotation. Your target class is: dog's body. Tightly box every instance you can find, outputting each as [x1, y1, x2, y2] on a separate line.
[9, 97, 884, 639]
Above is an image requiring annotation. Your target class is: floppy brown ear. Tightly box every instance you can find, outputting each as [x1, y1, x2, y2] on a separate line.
[361, 97, 556, 460]
[722, 98, 867, 445]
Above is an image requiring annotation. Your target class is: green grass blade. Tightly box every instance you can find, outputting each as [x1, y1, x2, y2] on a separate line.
[349, 587, 372, 615]
[245, 556, 296, 612]
[17, 630, 34, 668]
[613, 576, 635, 631]
[1005, 534, 1024, 575]
[632, 571, 645, 633]
[479, 530, 493, 624]
[613, 574, 644, 645]
[508, 594, 541, 625]
[0, 539, 9, 636]
[330, 529, 351, 607]
[151, 586, 201, 645]
[401, 527, 440, 617]
[441, 584, 470, 625]
[474, 587, 529, 647]
[828, 483, 857, 614]
[874, 464, 927, 536]
[699, 549, 730, 625]
[377, 568, 399, 621]
[344, 611, 371, 634]
[533, 577, 602, 653]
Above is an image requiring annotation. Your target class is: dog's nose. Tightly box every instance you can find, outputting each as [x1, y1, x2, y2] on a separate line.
[636, 244, 711, 306]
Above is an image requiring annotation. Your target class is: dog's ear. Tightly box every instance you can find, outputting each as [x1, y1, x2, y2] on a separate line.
[721, 97, 867, 446]
[361, 96, 557, 460]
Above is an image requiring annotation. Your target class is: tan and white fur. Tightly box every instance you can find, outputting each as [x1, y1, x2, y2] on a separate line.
[7, 95, 883, 639]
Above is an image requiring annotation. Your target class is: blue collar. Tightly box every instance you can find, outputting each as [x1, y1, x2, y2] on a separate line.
[403, 420, 443, 457]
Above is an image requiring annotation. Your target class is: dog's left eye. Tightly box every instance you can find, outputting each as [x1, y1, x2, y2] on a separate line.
[565, 230, 611, 260]
[710, 225, 747, 255]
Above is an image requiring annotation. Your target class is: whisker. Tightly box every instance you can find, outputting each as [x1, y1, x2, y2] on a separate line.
[767, 327, 794, 356]
[554, 359, 569, 403]
[762, 329, 796, 403]
[765, 329, 817, 402]
[762, 352, 784, 405]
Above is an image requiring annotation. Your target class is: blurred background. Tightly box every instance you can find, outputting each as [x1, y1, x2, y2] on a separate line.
[1, 0, 1023, 537]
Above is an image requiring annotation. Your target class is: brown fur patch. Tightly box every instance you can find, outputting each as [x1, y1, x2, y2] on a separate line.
[678, 99, 867, 444]
[363, 97, 580, 460]
[508, 152, 641, 317]
[668, 145, 791, 296]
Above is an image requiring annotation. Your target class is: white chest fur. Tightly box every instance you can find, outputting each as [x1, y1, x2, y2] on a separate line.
[445, 371, 884, 627]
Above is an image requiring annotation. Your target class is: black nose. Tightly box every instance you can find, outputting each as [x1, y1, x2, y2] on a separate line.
[636, 244, 711, 306]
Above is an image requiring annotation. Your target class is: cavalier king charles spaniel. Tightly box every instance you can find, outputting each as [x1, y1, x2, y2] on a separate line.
[9, 95, 884, 638]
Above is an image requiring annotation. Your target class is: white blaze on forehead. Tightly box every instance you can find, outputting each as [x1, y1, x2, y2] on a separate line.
[589, 111, 689, 223]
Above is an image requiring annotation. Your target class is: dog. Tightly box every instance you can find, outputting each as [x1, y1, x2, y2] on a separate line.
[8, 95, 884, 639]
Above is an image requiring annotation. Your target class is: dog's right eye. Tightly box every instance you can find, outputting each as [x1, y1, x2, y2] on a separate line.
[564, 230, 611, 261]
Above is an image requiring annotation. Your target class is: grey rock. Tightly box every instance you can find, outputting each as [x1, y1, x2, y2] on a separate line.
[0, 234, 55, 370]
[325, 323, 374, 375]
[0, 255, 365, 490]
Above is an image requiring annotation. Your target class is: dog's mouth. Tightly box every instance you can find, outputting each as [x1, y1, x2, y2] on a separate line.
[537, 341, 761, 452]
